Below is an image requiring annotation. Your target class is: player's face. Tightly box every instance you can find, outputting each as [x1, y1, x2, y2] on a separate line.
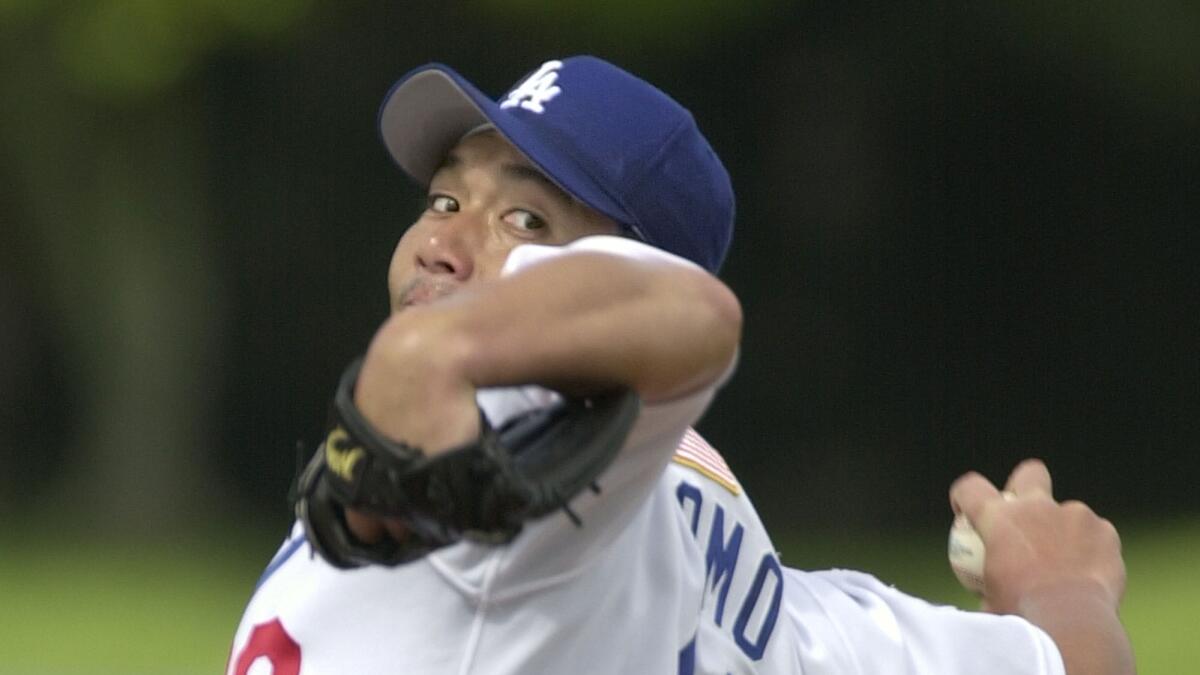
[387, 130, 620, 312]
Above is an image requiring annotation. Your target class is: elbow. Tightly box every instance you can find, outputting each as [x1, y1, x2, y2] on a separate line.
[699, 272, 743, 364]
[640, 266, 742, 402]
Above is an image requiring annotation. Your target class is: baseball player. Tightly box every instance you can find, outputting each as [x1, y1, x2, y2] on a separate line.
[228, 56, 1133, 674]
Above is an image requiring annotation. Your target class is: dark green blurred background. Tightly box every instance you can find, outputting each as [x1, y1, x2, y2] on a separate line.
[1, 0, 1198, 670]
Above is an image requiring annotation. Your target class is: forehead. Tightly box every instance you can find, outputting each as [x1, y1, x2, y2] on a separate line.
[430, 129, 624, 237]
[434, 129, 579, 207]
[443, 128, 528, 166]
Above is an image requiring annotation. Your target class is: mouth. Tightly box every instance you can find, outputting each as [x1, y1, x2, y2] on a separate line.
[396, 277, 460, 309]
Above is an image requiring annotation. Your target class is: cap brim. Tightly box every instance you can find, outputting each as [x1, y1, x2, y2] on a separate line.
[378, 64, 637, 232]
[378, 65, 493, 186]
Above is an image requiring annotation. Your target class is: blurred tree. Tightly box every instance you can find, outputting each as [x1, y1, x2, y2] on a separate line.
[722, 2, 1200, 530]
[2, 0, 1196, 538]
[0, 0, 314, 531]
[474, 0, 774, 52]
[982, 0, 1199, 116]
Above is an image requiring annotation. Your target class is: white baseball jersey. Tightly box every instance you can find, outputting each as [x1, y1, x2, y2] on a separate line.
[228, 236, 1065, 674]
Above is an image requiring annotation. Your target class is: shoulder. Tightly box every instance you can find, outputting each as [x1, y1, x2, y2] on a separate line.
[671, 428, 742, 496]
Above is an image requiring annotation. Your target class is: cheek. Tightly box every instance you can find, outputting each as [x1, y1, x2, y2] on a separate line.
[386, 230, 419, 298]
[473, 244, 511, 280]
[561, 211, 622, 242]
[465, 226, 520, 280]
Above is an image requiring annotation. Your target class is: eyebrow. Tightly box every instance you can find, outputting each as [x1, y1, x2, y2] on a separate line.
[437, 152, 576, 209]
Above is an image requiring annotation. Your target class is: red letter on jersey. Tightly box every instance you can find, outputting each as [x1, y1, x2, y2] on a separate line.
[232, 618, 301, 675]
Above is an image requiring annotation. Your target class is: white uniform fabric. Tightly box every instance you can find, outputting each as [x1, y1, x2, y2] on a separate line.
[227, 236, 1065, 675]
[780, 570, 1064, 674]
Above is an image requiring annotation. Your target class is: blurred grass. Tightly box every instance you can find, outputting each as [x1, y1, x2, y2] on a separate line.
[0, 525, 282, 675]
[0, 517, 1195, 673]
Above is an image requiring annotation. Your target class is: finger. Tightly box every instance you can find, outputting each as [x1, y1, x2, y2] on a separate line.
[345, 508, 386, 544]
[383, 517, 412, 542]
[1004, 458, 1053, 500]
[949, 471, 1002, 526]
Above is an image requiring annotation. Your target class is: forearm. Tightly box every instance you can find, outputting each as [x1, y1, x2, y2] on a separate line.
[389, 250, 741, 402]
[1018, 581, 1135, 675]
[355, 248, 740, 452]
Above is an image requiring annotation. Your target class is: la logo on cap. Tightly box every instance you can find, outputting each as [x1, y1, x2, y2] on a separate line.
[500, 60, 563, 114]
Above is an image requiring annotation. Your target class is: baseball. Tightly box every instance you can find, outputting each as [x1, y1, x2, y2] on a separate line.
[948, 491, 1015, 593]
[948, 514, 986, 593]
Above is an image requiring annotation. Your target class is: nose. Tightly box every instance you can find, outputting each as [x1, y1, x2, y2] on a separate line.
[414, 212, 479, 280]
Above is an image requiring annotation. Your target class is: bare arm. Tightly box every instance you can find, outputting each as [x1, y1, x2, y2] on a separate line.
[342, 247, 740, 544]
[355, 248, 742, 454]
[951, 460, 1135, 675]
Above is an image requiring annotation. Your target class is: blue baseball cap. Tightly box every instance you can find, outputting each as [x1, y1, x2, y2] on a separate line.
[378, 56, 735, 274]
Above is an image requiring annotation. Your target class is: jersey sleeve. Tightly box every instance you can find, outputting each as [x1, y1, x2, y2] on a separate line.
[781, 568, 1066, 675]
[426, 235, 736, 595]
[498, 233, 709, 276]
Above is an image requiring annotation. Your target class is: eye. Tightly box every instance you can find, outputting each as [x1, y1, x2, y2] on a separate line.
[426, 194, 459, 213]
[502, 209, 547, 232]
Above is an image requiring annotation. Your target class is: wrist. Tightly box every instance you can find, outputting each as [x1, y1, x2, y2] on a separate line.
[376, 305, 474, 381]
[1016, 579, 1133, 675]
[1016, 577, 1120, 620]
[357, 308, 478, 452]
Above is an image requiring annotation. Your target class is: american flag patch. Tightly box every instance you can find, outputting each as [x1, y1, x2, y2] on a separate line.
[672, 428, 741, 495]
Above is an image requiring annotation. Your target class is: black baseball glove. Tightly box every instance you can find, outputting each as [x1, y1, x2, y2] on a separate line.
[295, 357, 641, 568]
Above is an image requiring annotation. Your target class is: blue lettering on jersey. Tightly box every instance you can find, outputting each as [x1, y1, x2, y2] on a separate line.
[705, 506, 744, 627]
[733, 553, 784, 660]
[676, 479, 781, 663]
[678, 636, 696, 675]
[677, 482, 703, 535]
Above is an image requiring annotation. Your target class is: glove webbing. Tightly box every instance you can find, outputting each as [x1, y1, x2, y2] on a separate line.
[296, 357, 640, 567]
